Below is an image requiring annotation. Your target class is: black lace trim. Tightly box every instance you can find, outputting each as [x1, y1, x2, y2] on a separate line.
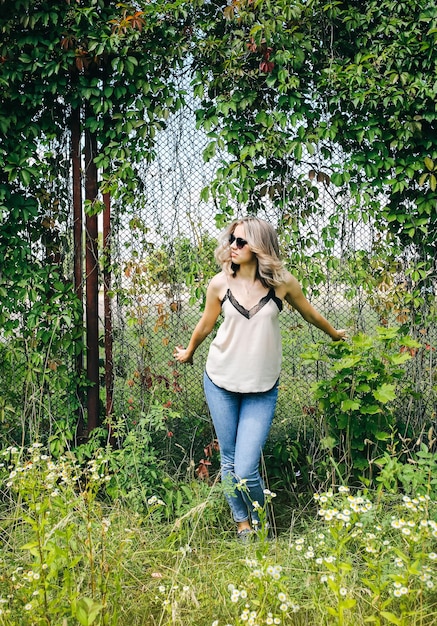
[223, 288, 282, 319]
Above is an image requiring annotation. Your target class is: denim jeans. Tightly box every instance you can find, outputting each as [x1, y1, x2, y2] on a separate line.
[203, 372, 279, 524]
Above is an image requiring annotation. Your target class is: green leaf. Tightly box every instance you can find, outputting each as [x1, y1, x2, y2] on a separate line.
[332, 355, 362, 370]
[75, 598, 103, 626]
[361, 405, 382, 414]
[380, 612, 401, 625]
[200, 186, 210, 202]
[356, 383, 371, 392]
[326, 606, 339, 617]
[18, 53, 33, 64]
[202, 141, 217, 162]
[373, 384, 396, 404]
[390, 352, 412, 365]
[341, 598, 356, 609]
[353, 457, 370, 470]
[419, 173, 428, 186]
[375, 430, 390, 441]
[341, 399, 360, 412]
[294, 141, 303, 161]
[330, 172, 344, 186]
[21, 541, 40, 551]
[20, 168, 32, 186]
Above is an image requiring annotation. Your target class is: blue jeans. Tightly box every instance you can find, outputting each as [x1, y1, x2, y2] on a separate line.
[203, 372, 279, 524]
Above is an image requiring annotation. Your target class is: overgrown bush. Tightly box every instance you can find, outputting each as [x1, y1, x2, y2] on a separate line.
[302, 328, 423, 481]
[0, 444, 127, 625]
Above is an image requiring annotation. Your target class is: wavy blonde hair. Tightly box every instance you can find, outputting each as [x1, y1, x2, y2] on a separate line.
[215, 216, 287, 288]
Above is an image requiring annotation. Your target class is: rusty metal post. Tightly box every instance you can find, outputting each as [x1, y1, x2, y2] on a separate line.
[72, 106, 83, 307]
[84, 121, 100, 433]
[71, 104, 86, 438]
[103, 190, 114, 442]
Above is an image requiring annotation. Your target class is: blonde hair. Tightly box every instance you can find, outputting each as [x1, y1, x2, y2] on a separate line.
[215, 217, 287, 288]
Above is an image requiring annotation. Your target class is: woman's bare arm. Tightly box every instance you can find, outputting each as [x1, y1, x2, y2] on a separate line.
[284, 273, 346, 341]
[174, 274, 224, 363]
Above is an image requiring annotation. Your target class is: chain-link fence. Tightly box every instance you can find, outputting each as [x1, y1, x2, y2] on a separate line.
[106, 86, 436, 459]
[1, 84, 435, 457]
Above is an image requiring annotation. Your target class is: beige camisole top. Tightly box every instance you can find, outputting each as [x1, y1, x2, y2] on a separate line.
[205, 288, 283, 393]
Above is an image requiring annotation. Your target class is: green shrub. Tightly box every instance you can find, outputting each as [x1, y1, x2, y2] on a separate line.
[302, 328, 422, 481]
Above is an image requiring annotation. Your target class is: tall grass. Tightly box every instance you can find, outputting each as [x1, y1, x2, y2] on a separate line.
[1, 441, 437, 626]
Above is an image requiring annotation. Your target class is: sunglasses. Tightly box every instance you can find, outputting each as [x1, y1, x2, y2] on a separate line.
[229, 233, 248, 249]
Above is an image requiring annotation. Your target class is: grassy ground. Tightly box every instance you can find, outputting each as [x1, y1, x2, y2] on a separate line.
[1, 444, 437, 626]
[1, 303, 436, 624]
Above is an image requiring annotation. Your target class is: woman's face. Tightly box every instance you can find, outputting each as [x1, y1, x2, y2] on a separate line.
[230, 224, 256, 265]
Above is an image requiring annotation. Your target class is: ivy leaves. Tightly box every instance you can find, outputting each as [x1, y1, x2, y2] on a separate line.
[322, 0, 437, 255]
[0, 0, 194, 394]
[191, 0, 437, 297]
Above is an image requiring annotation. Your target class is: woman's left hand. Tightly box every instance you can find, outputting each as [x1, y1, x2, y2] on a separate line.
[332, 329, 347, 341]
[173, 345, 193, 364]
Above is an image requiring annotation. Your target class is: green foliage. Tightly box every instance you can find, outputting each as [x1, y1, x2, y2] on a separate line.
[0, 0, 194, 435]
[192, 0, 437, 304]
[103, 408, 175, 512]
[302, 328, 422, 480]
[0, 290, 85, 446]
[2, 441, 437, 625]
[323, 0, 437, 258]
[305, 485, 437, 626]
[172, 231, 219, 306]
[0, 444, 129, 625]
[218, 558, 301, 625]
[72, 401, 219, 523]
[120, 222, 218, 309]
[0, 0, 190, 247]
[375, 439, 437, 497]
[192, 0, 320, 213]
[0, 0, 436, 455]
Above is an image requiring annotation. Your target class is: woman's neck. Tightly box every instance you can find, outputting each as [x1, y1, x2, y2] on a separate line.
[236, 269, 257, 284]
[235, 259, 258, 281]
[233, 265, 261, 293]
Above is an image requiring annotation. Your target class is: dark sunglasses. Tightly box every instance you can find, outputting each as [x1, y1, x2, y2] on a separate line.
[229, 233, 248, 249]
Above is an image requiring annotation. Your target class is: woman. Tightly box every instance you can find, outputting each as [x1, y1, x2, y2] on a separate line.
[174, 217, 346, 540]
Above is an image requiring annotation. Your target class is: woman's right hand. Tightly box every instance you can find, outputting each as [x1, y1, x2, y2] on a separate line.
[173, 345, 193, 364]
[172, 274, 224, 366]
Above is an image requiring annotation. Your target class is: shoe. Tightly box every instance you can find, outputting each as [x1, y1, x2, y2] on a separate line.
[237, 528, 255, 544]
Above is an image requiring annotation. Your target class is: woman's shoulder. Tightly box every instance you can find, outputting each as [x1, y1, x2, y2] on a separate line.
[208, 272, 228, 297]
[274, 270, 300, 299]
[210, 271, 227, 286]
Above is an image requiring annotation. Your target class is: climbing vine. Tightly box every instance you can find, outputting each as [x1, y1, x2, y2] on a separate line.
[191, 0, 437, 309]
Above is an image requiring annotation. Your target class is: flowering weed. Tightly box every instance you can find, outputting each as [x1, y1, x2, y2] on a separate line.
[0, 444, 130, 625]
[291, 486, 437, 625]
[1, 445, 437, 625]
